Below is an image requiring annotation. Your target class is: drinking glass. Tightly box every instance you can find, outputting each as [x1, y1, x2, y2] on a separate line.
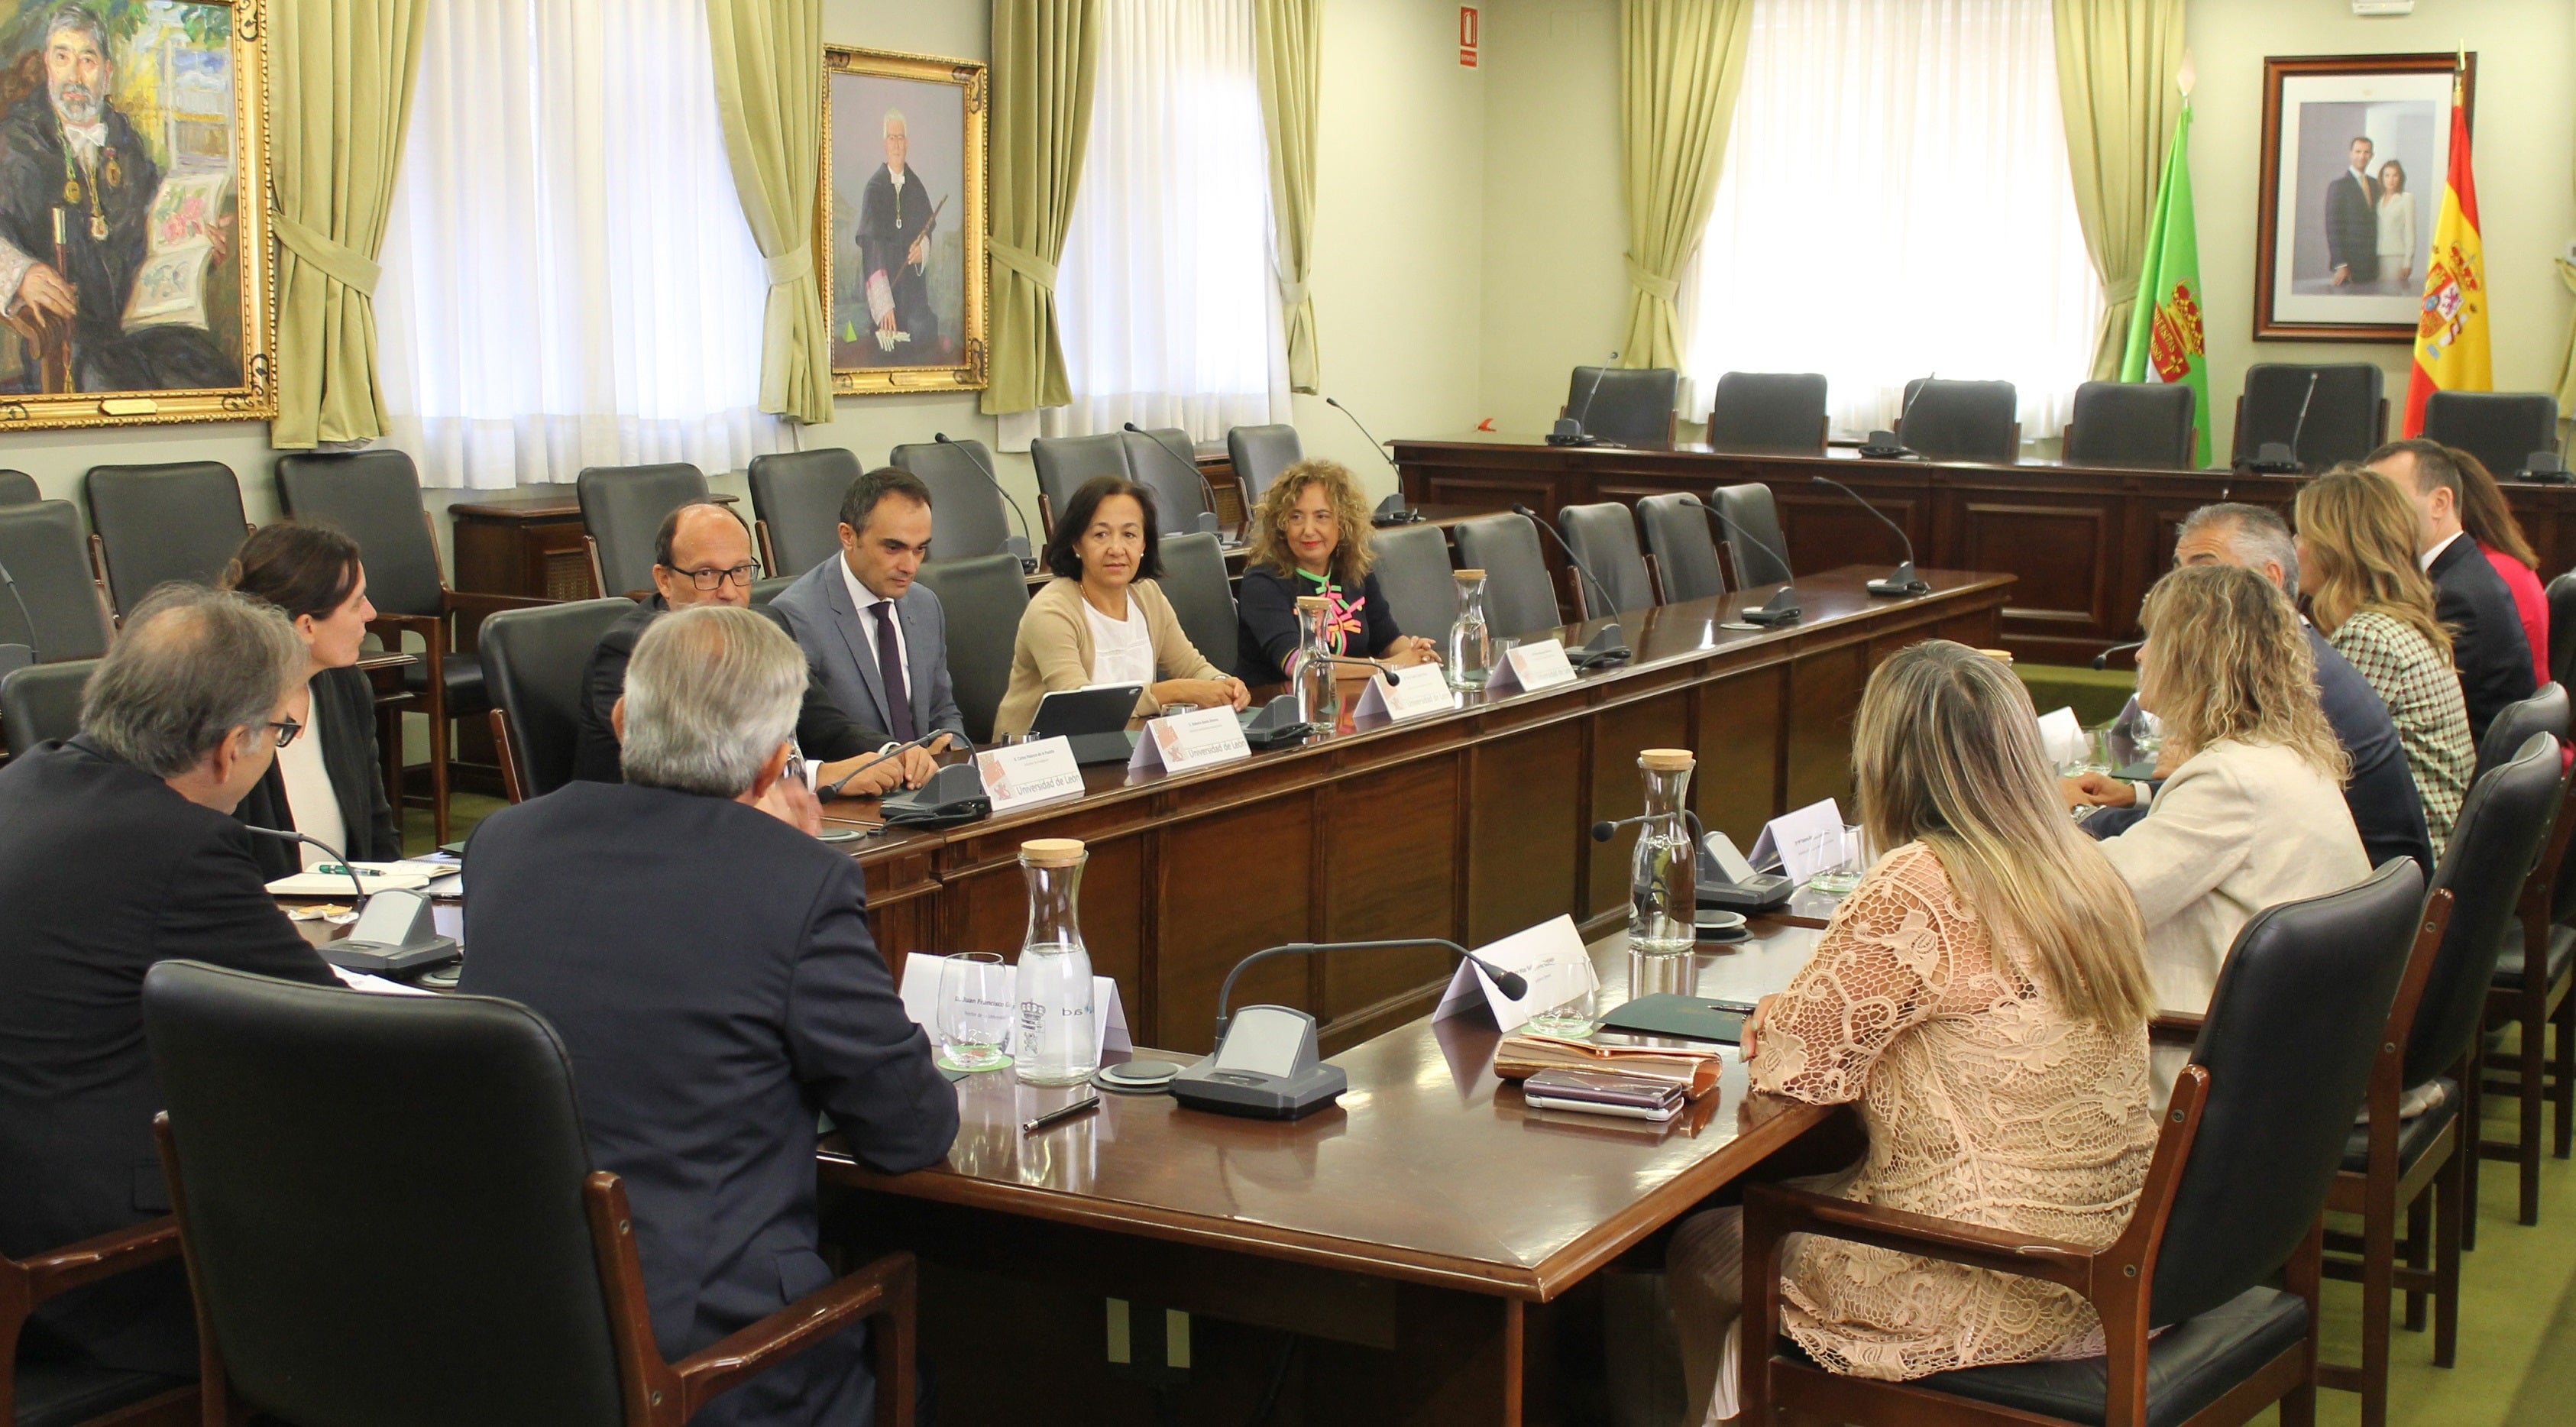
[1521, 956, 1600, 1037]
[1805, 825, 1866, 898]
[2131, 709, 2167, 759]
[939, 952, 1014, 1072]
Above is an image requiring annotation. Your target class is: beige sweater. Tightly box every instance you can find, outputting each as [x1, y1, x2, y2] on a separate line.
[993, 577, 1225, 736]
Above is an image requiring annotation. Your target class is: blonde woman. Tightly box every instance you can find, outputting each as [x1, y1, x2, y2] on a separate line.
[1234, 458, 1440, 685]
[1667, 640, 2157, 1425]
[2295, 467, 2475, 856]
[2375, 160, 2416, 289]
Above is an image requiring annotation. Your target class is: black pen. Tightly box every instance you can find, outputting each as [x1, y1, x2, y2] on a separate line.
[1021, 1095, 1101, 1135]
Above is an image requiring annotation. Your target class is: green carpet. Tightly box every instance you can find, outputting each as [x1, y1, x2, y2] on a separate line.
[400, 791, 506, 853]
[2017, 662, 2139, 727]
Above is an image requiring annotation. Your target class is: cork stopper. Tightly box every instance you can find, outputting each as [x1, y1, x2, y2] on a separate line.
[1019, 838, 1086, 867]
[1454, 568, 1486, 581]
[1975, 648, 2015, 665]
[1639, 748, 1695, 772]
[1295, 594, 1329, 611]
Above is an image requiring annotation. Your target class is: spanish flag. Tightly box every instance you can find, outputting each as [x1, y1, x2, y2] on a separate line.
[2403, 69, 2489, 435]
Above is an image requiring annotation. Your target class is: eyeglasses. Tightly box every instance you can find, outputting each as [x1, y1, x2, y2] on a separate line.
[669, 560, 763, 591]
[264, 717, 303, 749]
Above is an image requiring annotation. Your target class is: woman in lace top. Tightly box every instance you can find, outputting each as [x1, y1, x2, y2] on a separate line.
[1667, 640, 2159, 1425]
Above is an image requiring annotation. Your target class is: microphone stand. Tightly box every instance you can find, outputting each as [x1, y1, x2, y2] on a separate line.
[1550, 351, 1620, 448]
[1807, 476, 1929, 596]
[932, 432, 1037, 570]
[1124, 422, 1225, 537]
[1680, 495, 1801, 626]
[1510, 503, 1630, 664]
[2245, 373, 2319, 474]
[0, 553, 38, 676]
[1214, 938, 1528, 1038]
[1325, 396, 1423, 525]
[2092, 639, 2145, 671]
[243, 826, 370, 907]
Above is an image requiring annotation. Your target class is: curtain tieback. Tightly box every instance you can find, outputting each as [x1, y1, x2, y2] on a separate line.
[2103, 275, 2141, 307]
[1623, 254, 1678, 303]
[765, 244, 814, 287]
[990, 238, 1060, 291]
[1278, 277, 1310, 307]
[271, 208, 382, 295]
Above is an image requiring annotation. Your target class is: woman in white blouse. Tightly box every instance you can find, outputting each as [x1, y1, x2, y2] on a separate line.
[2376, 159, 2416, 290]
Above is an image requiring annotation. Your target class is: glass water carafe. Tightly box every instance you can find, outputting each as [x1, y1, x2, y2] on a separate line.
[1446, 568, 1493, 690]
[1291, 594, 1341, 726]
[1015, 838, 1098, 1086]
[1629, 749, 1698, 958]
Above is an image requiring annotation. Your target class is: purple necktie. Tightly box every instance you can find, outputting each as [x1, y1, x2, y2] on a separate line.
[874, 602, 916, 743]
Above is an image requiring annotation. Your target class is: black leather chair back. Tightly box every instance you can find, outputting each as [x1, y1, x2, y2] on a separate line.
[1226, 425, 1304, 509]
[1450, 513, 1561, 639]
[1557, 503, 1656, 615]
[2152, 859, 2423, 1326]
[1705, 372, 1827, 455]
[1124, 428, 1209, 527]
[2064, 380, 2195, 469]
[746, 449, 861, 579]
[2409, 733, 2564, 1088]
[1636, 493, 1726, 603]
[1898, 379, 2019, 462]
[478, 598, 634, 799]
[2232, 364, 2383, 471]
[889, 438, 1015, 559]
[575, 464, 707, 599]
[1566, 367, 1678, 444]
[748, 574, 795, 608]
[1369, 522, 1458, 643]
[2548, 572, 2576, 691]
[0, 469, 36, 506]
[274, 450, 445, 619]
[2422, 390, 2560, 481]
[142, 960, 626, 1427]
[1030, 433, 1129, 530]
[0, 500, 112, 662]
[2477, 682, 2569, 780]
[84, 462, 246, 614]
[1708, 484, 1791, 587]
[914, 552, 1030, 744]
[1157, 530, 1237, 675]
[1, 658, 92, 756]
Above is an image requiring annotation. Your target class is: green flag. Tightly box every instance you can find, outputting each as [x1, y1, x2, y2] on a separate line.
[2119, 104, 2210, 468]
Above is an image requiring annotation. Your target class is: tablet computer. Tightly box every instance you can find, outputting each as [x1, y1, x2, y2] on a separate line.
[1032, 684, 1144, 765]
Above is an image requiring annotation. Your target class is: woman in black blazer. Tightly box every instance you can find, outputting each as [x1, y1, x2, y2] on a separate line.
[1233, 458, 1442, 687]
[224, 523, 401, 878]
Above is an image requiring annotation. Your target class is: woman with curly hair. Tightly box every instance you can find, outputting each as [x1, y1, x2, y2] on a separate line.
[1232, 458, 1440, 686]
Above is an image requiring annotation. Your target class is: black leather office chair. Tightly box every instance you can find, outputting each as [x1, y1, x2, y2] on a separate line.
[1029, 432, 1129, 536]
[1369, 521, 1458, 646]
[890, 438, 1021, 560]
[2478, 683, 2569, 781]
[478, 597, 633, 802]
[1, 658, 92, 756]
[2233, 364, 2385, 471]
[1125, 427, 1212, 531]
[2548, 573, 2576, 691]
[1157, 530, 1238, 676]
[576, 464, 709, 600]
[83, 462, 248, 616]
[914, 552, 1029, 745]
[2482, 690, 2576, 1234]
[0, 469, 36, 506]
[746, 449, 861, 578]
[140, 960, 917, 1427]
[3, 1219, 194, 1427]
[1636, 493, 1726, 603]
[1555, 503, 1656, 617]
[1707, 483, 1791, 588]
[1564, 366, 1678, 444]
[1898, 379, 2020, 463]
[747, 575, 795, 609]
[1226, 424, 1304, 510]
[1449, 513, 1561, 639]
[2423, 391, 2560, 482]
[1704, 371, 1827, 455]
[0, 500, 113, 663]
[1744, 857, 2426, 1427]
[2063, 380, 2196, 469]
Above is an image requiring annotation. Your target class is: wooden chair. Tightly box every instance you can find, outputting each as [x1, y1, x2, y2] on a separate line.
[2, 1222, 196, 1426]
[2474, 687, 2576, 1229]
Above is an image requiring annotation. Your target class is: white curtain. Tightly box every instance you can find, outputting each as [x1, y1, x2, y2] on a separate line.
[1025, 0, 1290, 445]
[1679, 0, 2100, 442]
[374, 0, 787, 490]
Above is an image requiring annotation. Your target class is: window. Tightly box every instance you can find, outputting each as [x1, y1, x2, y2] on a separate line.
[1681, 0, 2100, 442]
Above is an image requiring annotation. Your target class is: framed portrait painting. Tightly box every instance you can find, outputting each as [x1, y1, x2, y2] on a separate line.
[2255, 52, 2474, 342]
[821, 45, 986, 394]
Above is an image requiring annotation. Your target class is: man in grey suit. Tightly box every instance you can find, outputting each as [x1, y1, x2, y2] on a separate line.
[2326, 134, 2380, 287]
[773, 466, 968, 750]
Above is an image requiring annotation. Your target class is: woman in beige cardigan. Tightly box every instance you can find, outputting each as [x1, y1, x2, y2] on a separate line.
[994, 476, 1250, 737]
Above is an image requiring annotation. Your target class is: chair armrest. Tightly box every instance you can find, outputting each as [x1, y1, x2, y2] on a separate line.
[671, 1252, 915, 1420]
[1742, 1183, 2095, 1292]
[2150, 1011, 2204, 1046]
[21, 1217, 182, 1303]
[442, 591, 557, 623]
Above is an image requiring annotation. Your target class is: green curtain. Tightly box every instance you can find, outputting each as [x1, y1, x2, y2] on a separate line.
[1616, 0, 1752, 371]
[2053, 0, 2184, 381]
[268, 0, 427, 448]
[707, 0, 830, 425]
[986, 0, 1102, 415]
[1254, 0, 1323, 393]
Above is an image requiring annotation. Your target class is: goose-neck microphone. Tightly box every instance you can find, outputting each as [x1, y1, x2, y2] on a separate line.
[1807, 476, 1928, 596]
[1679, 495, 1801, 626]
[1214, 938, 1527, 1037]
[931, 433, 1036, 569]
[244, 826, 367, 907]
[0, 552, 35, 675]
[2092, 639, 2145, 671]
[1510, 503, 1630, 663]
[1123, 423, 1224, 537]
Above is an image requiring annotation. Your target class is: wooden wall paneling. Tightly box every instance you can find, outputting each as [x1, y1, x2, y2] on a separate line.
[1463, 720, 1584, 948]
[1317, 756, 1463, 1044]
[1954, 496, 2118, 665]
[1785, 642, 1867, 811]
[1693, 660, 1787, 846]
[1772, 477, 1930, 581]
[1154, 794, 1317, 1056]
[934, 833, 1149, 1043]
[1584, 690, 1694, 921]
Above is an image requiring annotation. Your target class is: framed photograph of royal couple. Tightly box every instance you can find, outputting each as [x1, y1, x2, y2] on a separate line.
[820, 44, 986, 395]
[2255, 51, 2475, 343]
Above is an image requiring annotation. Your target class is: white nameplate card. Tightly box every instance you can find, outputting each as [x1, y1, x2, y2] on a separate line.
[1129, 704, 1253, 773]
[1484, 639, 1579, 694]
[1433, 914, 1600, 1028]
[1749, 798, 1847, 884]
[897, 958, 1134, 1059]
[976, 736, 1086, 813]
[1352, 662, 1451, 722]
[2035, 705, 2086, 769]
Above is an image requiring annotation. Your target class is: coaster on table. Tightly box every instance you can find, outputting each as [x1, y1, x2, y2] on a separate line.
[1095, 1060, 1181, 1093]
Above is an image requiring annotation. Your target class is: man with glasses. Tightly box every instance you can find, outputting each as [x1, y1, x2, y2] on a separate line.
[0, 585, 337, 1386]
[571, 500, 933, 795]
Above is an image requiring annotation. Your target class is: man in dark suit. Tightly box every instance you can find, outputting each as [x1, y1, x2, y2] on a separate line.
[772, 467, 968, 752]
[461, 605, 957, 1427]
[2370, 439, 2537, 743]
[2327, 135, 2380, 288]
[2073, 503, 2434, 872]
[0, 587, 338, 1378]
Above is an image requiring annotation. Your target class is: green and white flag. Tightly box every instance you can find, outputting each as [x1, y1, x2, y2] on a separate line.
[2118, 104, 2209, 468]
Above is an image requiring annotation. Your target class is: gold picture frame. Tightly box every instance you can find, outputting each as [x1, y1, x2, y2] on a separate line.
[821, 44, 987, 395]
[0, 0, 272, 429]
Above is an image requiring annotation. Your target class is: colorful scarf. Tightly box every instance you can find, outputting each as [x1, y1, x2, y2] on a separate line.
[1299, 568, 1365, 654]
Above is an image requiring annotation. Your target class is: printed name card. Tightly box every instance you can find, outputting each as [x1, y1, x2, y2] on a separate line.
[976, 736, 1086, 813]
[1433, 914, 1600, 1028]
[1749, 798, 1849, 884]
[1129, 705, 1253, 773]
[1484, 638, 1579, 694]
[897, 958, 1134, 1059]
[1352, 662, 1451, 722]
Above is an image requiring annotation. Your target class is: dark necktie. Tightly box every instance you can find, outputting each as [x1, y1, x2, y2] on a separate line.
[874, 601, 916, 743]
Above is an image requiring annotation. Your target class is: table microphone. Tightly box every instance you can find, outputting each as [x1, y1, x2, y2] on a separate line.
[1807, 477, 1929, 596]
[2092, 639, 2144, 671]
[1510, 503, 1629, 664]
[1592, 808, 1707, 843]
[1551, 352, 1618, 447]
[1324, 396, 1423, 525]
[1859, 371, 1931, 458]
[243, 826, 369, 907]
[1213, 938, 1526, 1037]
[1122, 422, 1224, 537]
[1679, 495, 1801, 626]
[2245, 372, 2319, 474]
[0, 552, 36, 676]
[931, 432, 1037, 569]
[816, 733, 943, 800]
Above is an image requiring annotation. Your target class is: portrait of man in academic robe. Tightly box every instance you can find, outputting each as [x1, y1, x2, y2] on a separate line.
[854, 109, 940, 359]
[824, 51, 983, 390]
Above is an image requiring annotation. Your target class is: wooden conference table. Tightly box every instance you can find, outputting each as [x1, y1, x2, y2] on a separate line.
[1390, 432, 2576, 667]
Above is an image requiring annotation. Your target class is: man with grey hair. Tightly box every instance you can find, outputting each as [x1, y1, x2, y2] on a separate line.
[2069, 501, 2432, 870]
[461, 605, 955, 1427]
[0, 585, 336, 1383]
